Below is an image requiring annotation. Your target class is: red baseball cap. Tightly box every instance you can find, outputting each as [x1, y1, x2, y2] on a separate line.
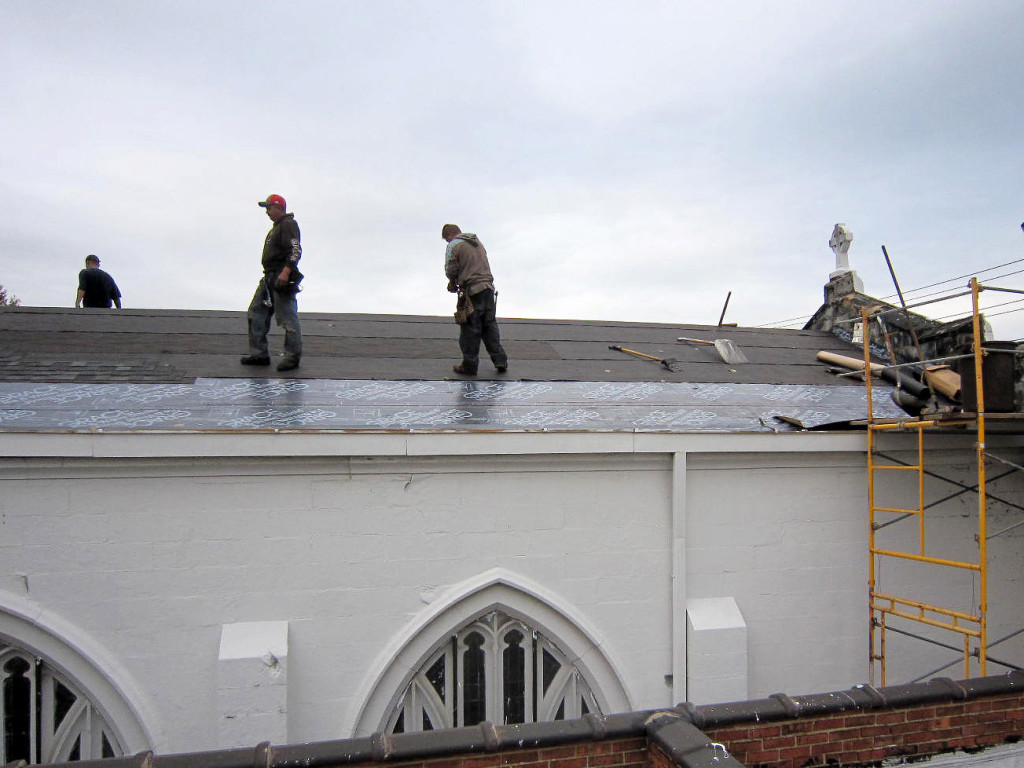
[258, 194, 287, 211]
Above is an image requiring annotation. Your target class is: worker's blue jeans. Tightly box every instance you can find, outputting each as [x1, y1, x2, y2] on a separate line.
[247, 279, 302, 361]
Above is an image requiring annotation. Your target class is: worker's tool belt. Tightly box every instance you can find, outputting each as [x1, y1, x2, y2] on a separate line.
[266, 268, 304, 295]
[454, 291, 474, 324]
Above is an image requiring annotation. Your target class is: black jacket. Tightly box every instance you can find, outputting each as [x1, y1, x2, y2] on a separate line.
[261, 213, 302, 275]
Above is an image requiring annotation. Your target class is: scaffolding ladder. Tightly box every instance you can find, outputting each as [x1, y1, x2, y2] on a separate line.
[864, 278, 999, 685]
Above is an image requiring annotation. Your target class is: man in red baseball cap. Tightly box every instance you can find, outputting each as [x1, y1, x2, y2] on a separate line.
[242, 194, 304, 371]
[258, 194, 287, 211]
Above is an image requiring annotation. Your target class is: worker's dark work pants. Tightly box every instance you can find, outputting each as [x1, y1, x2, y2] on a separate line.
[459, 289, 507, 374]
[247, 279, 302, 361]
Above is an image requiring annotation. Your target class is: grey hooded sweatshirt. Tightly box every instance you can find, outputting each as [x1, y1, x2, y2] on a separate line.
[444, 233, 495, 296]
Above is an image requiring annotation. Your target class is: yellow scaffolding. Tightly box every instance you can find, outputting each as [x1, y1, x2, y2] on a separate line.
[863, 278, 1021, 684]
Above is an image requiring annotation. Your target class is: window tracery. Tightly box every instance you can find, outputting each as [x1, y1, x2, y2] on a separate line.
[386, 611, 599, 733]
[1, 644, 123, 764]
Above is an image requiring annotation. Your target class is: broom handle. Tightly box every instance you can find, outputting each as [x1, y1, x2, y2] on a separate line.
[609, 345, 664, 361]
[677, 337, 715, 345]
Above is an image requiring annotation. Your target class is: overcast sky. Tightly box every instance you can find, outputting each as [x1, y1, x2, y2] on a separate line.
[3, 2, 1023, 337]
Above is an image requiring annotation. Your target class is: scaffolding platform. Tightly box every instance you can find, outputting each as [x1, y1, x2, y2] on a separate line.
[861, 278, 1024, 685]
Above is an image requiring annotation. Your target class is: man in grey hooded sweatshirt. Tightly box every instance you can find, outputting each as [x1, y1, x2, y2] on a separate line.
[442, 224, 509, 376]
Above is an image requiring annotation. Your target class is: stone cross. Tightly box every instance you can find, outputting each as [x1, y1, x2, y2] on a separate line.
[827, 223, 863, 292]
[829, 223, 853, 274]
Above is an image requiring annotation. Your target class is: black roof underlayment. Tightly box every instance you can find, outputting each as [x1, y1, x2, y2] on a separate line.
[0, 307, 910, 432]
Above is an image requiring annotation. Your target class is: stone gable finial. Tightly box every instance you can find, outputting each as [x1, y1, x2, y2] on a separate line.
[828, 223, 863, 291]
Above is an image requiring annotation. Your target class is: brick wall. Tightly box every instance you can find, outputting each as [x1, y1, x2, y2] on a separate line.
[648, 742, 678, 768]
[300, 691, 1024, 768]
[704, 691, 1024, 768]
[32, 676, 1024, 768]
[344, 738, 649, 768]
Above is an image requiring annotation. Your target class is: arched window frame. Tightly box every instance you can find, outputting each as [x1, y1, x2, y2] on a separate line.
[1, 644, 123, 764]
[386, 611, 599, 733]
[0, 594, 158, 757]
[353, 570, 631, 736]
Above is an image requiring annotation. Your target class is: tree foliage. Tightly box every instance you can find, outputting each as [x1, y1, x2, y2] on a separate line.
[0, 285, 21, 306]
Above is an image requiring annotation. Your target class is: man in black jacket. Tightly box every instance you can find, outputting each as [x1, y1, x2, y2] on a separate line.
[76, 255, 122, 308]
[242, 194, 304, 372]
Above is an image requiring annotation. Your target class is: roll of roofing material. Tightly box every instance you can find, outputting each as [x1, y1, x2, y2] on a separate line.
[815, 350, 885, 373]
[924, 365, 961, 401]
[881, 367, 931, 400]
[892, 388, 928, 416]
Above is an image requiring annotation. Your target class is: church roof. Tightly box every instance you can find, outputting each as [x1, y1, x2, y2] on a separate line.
[0, 307, 903, 432]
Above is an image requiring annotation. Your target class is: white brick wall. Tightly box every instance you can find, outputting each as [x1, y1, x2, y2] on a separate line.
[1, 432, 1021, 754]
[686, 596, 747, 704]
[218, 622, 289, 747]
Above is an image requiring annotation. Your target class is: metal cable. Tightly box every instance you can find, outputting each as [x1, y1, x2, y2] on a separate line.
[757, 257, 1024, 329]
[881, 259, 1024, 302]
[907, 626, 1024, 682]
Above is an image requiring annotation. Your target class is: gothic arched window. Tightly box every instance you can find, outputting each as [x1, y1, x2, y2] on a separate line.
[386, 611, 599, 733]
[0, 644, 124, 764]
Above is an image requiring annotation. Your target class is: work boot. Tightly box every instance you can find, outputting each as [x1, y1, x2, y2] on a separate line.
[240, 355, 271, 366]
[452, 363, 477, 376]
[276, 357, 300, 372]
